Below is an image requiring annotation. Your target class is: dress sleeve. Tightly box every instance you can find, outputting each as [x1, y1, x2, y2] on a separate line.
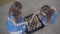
[20, 16, 24, 22]
[50, 9, 57, 24]
[9, 13, 14, 19]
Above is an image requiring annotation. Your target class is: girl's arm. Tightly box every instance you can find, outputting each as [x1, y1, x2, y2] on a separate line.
[47, 7, 57, 25]
[10, 18, 28, 26]
[29, 11, 40, 23]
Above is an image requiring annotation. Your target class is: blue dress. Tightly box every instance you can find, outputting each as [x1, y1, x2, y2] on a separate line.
[6, 13, 26, 34]
[38, 12, 57, 25]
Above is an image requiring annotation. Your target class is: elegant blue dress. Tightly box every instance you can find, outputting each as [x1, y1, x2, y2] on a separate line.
[6, 13, 26, 34]
[38, 12, 57, 25]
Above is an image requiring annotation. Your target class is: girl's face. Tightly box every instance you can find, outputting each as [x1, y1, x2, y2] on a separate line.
[40, 7, 51, 17]
[40, 9, 46, 17]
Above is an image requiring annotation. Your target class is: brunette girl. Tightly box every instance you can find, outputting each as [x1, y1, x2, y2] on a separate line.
[6, 1, 28, 34]
[30, 5, 57, 25]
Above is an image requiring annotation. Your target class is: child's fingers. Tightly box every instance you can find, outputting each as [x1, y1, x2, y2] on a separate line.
[24, 21, 28, 26]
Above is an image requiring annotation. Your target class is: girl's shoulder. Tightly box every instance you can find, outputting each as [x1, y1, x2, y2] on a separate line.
[9, 13, 14, 19]
[20, 16, 24, 21]
[51, 7, 57, 14]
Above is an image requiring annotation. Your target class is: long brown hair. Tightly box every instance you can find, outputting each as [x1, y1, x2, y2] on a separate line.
[9, 1, 22, 20]
[40, 5, 54, 23]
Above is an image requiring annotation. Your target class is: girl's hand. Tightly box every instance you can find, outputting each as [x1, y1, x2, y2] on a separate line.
[24, 21, 28, 26]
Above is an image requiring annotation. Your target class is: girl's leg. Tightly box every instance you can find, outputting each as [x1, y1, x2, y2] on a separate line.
[10, 30, 23, 34]
[21, 25, 26, 34]
[16, 25, 26, 34]
[22, 25, 26, 32]
[10, 31, 20, 34]
[19, 29, 23, 34]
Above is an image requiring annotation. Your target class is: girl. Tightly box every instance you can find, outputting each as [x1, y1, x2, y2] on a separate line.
[6, 1, 28, 34]
[30, 5, 57, 25]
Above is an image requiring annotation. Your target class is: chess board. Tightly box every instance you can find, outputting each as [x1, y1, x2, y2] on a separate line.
[24, 14, 45, 34]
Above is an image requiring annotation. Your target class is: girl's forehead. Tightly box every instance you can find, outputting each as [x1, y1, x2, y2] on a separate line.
[41, 9, 51, 13]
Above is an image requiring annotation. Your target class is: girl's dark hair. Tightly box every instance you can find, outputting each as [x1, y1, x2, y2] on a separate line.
[40, 5, 54, 23]
[9, 1, 22, 20]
